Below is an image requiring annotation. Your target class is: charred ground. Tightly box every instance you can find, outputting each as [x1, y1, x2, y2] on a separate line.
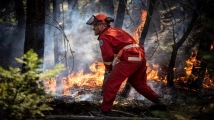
[40, 82, 214, 120]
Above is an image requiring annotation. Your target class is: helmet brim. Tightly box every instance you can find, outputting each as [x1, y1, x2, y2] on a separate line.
[86, 15, 95, 25]
[86, 15, 103, 25]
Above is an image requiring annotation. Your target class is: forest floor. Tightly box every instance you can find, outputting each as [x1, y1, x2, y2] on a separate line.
[39, 81, 214, 120]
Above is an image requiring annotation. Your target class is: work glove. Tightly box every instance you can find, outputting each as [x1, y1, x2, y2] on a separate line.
[101, 70, 111, 96]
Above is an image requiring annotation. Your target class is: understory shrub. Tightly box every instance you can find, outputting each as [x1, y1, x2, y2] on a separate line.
[0, 49, 65, 120]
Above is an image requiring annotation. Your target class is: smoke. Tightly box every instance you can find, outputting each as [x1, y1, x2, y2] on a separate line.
[43, 4, 106, 99]
[44, 9, 103, 72]
[0, 0, 197, 103]
[43, 1, 163, 101]
[42, 0, 196, 102]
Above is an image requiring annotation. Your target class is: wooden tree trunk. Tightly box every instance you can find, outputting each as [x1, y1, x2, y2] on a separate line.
[84, 0, 101, 13]
[23, 0, 45, 91]
[68, 0, 78, 10]
[67, 0, 78, 15]
[130, 0, 144, 31]
[100, 0, 114, 17]
[45, 0, 51, 23]
[114, 0, 127, 28]
[139, 0, 155, 45]
[53, 0, 61, 65]
[187, 36, 210, 89]
[45, 0, 51, 32]
[44, 0, 53, 69]
[167, 2, 200, 87]
[24, 0, 45, 59]
[13, 0, 25, 68]
[121, 0, 156, 98]
[187, 0, 213, 90]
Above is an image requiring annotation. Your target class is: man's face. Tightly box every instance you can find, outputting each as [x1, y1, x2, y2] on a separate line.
[93, 24, 101, 36]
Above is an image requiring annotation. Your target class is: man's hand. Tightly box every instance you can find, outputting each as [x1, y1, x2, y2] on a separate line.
[101, 70, 111, 96]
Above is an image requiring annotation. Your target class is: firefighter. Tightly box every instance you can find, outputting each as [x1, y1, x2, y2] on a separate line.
[86, 13, 166, 114]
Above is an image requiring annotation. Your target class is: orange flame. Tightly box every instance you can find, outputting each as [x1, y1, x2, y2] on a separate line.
[44, 11, 167, 96]
[210, 41, 214, 50]
[184, 51, 197, 77]
[184, 51, 214, 88]
[44, 78, 57, 94]
[44, 61, 164, 95]
[45, 61, 105, 95]
[63, 61, 104, 95]
[133, 10, 147, 43]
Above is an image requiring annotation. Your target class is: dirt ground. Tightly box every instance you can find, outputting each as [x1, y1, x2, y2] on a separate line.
[41, 81, 214, 120]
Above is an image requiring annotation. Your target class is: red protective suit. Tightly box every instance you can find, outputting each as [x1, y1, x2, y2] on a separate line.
[98, 27, 160, 112]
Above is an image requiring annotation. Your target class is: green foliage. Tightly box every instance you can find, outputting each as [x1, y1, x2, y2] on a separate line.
[0, 18, 4, 24]
[0, 12, 17, 24]
[9, 13, 16, 23]
[0, 49, 65, 120]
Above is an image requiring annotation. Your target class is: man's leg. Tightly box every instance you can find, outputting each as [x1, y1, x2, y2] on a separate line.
[128, 61, 160, 102]
[101, 61, 141, 112]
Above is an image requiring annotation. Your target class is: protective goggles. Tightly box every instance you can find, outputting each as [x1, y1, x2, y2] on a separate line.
[86, 15, 103, 25]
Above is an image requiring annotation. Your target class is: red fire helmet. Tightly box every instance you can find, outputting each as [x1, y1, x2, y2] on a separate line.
[86, 14, 114, 25]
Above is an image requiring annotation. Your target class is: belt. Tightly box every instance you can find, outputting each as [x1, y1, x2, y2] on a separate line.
[123, 44, 140, 49]
[112, 44, 142, 66]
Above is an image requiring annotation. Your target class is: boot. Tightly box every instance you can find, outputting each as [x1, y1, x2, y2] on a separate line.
[154, 97, 165, 105]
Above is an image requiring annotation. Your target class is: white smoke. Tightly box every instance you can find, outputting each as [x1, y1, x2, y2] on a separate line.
[43, 1, 161, 101]
[43, 0, 194, 102]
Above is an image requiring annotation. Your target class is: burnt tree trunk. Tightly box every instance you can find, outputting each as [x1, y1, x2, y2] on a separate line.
[84, 0, 100, 13]
[23, 0, 45, 92]
[53, 0, 61, 65]
[13, 0, 25, 68]
[45, 0, 51, 23]
[68, 0, 78, 10]
[130, 0, 144, 31]
[114, 0, 127, 28]
[67, 0, 78, 16]
[24, 0, 45, 59]
[139, 0, 155, 45]
[121, 0, 156, 98]
[45, 0, 51, 32]
[187, 0, 214, 90]
[187, 32, 211, 89]
[100, 0, 114, 17]
[167, 2, 200, 87]
[44, 0, 53, 69]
